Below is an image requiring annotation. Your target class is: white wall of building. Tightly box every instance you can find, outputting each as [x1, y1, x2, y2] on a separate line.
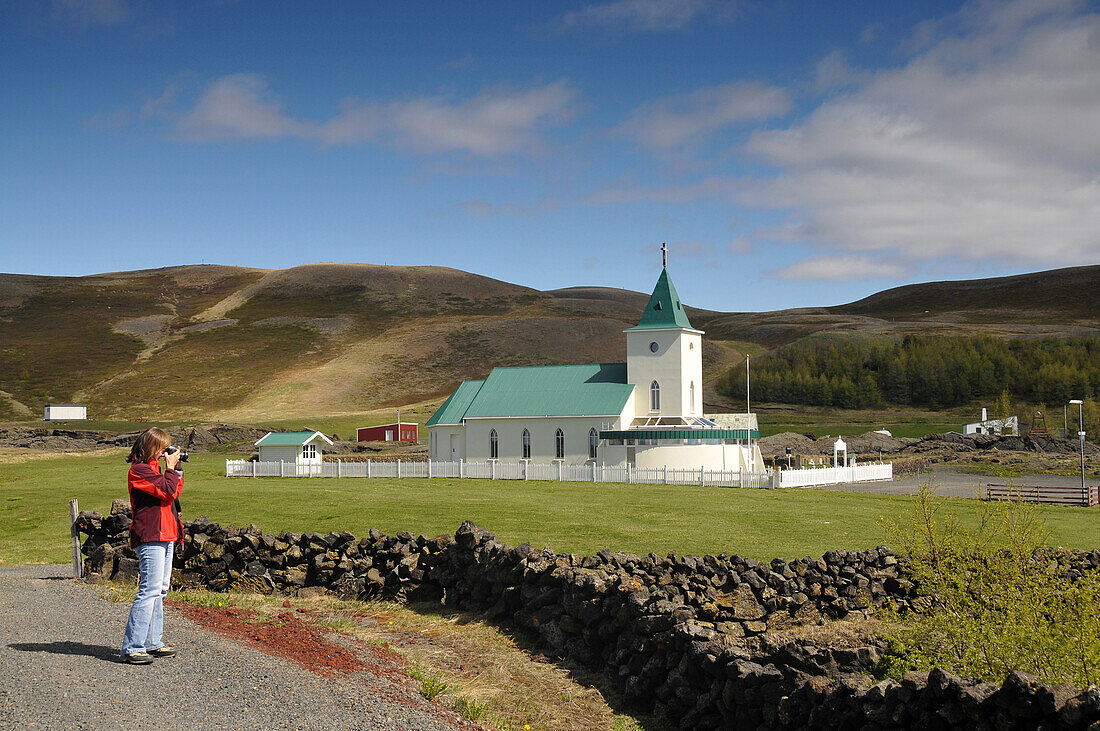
[258, 444, 323, 465]
[626, 329, 703, 419]
[600, 442, 764, 471]
[464, 415, 623, 465]
[44, 405, 86, 420]
[428, 427, 466, 461]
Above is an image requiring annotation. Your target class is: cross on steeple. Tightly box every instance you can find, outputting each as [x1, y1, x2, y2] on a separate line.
[661, 242, 668, 268]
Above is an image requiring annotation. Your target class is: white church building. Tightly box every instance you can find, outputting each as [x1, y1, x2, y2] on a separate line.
[426, 263, 765, 472]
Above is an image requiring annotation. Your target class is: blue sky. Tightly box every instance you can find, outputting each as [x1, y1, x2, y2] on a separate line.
[3, 0, 1099, 312]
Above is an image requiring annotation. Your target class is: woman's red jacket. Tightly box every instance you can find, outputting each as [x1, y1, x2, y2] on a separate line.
[127, 458, 183, 548]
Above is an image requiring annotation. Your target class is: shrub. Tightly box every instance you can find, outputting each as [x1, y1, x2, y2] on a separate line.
[878, 481, 1100, 687]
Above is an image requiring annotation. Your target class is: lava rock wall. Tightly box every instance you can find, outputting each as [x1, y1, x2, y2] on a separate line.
[75, 506, 1100, 730]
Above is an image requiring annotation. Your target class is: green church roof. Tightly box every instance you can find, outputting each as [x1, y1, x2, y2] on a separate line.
[626, 267, 694, 331]
[425, 379, 485, 426]
[465, 363, 632, 418]
[427, 364, 634, 425]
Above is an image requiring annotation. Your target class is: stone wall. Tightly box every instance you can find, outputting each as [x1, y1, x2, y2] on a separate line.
[76, 505, 1100, 730]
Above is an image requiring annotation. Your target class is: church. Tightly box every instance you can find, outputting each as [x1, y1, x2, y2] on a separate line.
[426, 258, 764, 472]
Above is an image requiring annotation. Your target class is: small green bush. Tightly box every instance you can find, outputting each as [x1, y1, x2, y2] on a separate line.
[878, 481, 1100, 687]
[409, 666, 449, 700]
[452, 696, 489, 722]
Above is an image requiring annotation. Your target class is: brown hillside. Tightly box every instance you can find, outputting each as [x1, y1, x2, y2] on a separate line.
[2, 263, 1098, 420]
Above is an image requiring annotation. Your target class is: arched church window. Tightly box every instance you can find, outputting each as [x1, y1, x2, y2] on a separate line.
[650, 381, 660, 411]
[555, 429, 565, 459]
[489, 429, 498, 459]
[588, 428, 599, 459]
[522, 429, 531, 459]
[689, 381, 695, 411]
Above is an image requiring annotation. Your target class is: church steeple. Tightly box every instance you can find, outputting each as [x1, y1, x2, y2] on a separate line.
[629, 267, 694, 331]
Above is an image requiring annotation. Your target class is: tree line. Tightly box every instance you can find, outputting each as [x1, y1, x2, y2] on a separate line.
[718, 335, 1100, 409]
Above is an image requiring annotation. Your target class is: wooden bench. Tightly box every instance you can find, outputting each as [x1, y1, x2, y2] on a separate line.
[985, 483, 1099, 507]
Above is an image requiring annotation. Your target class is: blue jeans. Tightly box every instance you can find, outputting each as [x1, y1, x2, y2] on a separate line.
[121, 541, 174, 655]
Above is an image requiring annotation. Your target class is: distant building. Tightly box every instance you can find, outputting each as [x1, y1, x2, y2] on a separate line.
[255, 430, 333, 467]
[44, 404, 87, 421]
[426, 260, 764, 471]
[965, 408, 1019, 436]
[357, 422, 418, 443]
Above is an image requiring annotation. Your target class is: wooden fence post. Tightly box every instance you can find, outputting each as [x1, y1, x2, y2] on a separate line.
[69, 499, 82, 578]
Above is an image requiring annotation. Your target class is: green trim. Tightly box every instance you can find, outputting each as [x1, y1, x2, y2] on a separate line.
[599, 429, 761, 440]
[256, 430, 330, 446]
[625, 268, 694, 331]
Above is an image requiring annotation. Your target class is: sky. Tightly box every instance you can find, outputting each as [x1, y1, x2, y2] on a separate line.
[2, 0, 1099, 312]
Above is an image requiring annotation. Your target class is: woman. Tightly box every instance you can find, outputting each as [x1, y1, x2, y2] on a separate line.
[120, 427, 184, 664]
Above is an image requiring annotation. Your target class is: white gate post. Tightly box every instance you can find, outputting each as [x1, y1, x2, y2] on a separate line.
[459, 458, 464, 478]
[627, 463, 632, 484]
[664, 465, 668, 485]
[367, 459, 371, 478]
[428, 458, 432, 478]
[491, 460, 496, 480]
[397, 459, 401, 478]
[558, 461, 562, 481]
[592, 462, 596, 482]
[251, 460, 256, 478]
[700, 466, 705, 487]
[338, 460, 342, 478]
[280, 461, 286, 478]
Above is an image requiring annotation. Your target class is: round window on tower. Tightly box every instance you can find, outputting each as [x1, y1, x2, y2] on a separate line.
[649, 341, 659, 353]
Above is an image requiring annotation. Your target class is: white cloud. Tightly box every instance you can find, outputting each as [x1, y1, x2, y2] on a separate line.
[617, 82, 791, 152]
[561, 0, 734, 32]
[773, 255, 912, 282]
[52, 0, 129, 26]
[595, 0, 1100, 275]
[173, 75, 576, 156]
[743, 0, 1100, 267]
[177, 74, 304, 141]
[457, 200, 493, 216]
[322, 83, 577, 155]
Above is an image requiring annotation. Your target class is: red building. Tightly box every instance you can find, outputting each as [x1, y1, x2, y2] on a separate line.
[356, 422, 418, 443]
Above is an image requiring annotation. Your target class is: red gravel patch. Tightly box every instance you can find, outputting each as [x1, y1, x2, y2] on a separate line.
[166, 599, 407, 681]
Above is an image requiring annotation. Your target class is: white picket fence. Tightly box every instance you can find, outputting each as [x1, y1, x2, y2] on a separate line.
[774, 462, 893, 488]
[226, 459, 892, 489]
[226, 459, 773, 487]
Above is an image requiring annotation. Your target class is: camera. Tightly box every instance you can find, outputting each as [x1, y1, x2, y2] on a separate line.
[164, 446, 189, 462]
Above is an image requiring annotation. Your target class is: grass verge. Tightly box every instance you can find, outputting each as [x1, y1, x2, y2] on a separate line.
[3, 452, 1097, 566]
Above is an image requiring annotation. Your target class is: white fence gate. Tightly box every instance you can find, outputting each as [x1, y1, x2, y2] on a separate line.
[226, 459, 892, 489]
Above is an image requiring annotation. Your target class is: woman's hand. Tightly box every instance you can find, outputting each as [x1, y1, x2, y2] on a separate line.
[164, 450, 180, 470]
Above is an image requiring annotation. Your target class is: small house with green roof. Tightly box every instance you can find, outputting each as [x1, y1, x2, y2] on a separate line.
[427, 260, 764, 471]
[255, 430, 334, 469]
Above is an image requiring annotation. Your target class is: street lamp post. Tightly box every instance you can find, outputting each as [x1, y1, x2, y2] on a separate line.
[1069, 399, 1085, 498]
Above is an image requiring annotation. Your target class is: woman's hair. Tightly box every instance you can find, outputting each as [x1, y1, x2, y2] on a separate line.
[127, 427, 171, 464]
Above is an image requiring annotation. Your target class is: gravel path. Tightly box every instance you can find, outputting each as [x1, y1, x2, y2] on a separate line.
[819, 466, 1098, 498]
[0, 565, 476, 730]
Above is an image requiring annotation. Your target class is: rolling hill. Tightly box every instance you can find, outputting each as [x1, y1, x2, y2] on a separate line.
[1, 263, 1097, 421]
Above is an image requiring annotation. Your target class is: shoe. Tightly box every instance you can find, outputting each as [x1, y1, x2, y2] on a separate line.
[149, 645, 177, 658]
[122, 652, 154, 664]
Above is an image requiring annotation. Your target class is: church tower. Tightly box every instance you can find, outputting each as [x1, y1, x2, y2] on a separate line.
[625, 256, 704, 420]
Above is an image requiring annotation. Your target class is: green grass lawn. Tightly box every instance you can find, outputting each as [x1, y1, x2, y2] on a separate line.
[2, 452, 1096, 566]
